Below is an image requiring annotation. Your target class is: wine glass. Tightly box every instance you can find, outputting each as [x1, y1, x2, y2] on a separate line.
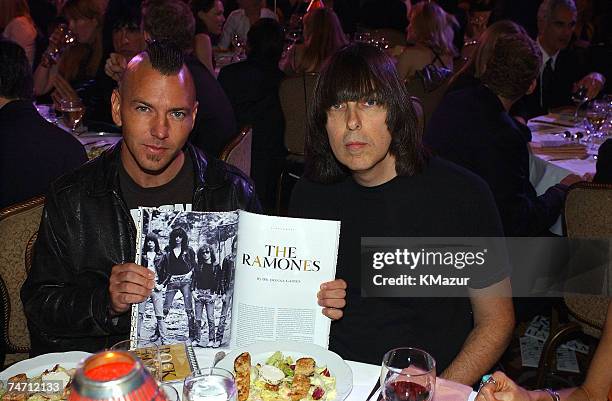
[230, 34, 245, 61]
[183, 368, 237, 401]
[380, 348, 436, 401]
[58, 98, 85, 134]
[584, 101, 609, 152]
[42, 24, 77, 67]
[571, 86, 589, 123]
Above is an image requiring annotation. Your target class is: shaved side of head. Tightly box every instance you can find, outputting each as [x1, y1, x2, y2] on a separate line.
[119, 40, 196, 105]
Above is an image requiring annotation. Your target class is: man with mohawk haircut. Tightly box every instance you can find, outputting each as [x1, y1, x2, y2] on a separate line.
[21, 41, 260, 355]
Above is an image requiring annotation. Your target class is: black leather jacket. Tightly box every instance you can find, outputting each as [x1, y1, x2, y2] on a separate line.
[21, 143, 261, 355]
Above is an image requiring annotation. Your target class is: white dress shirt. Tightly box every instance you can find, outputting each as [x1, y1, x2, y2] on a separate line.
[218, 8, 278, 49]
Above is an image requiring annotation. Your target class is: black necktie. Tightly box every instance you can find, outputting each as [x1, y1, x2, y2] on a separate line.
[541, 58, 554, 111]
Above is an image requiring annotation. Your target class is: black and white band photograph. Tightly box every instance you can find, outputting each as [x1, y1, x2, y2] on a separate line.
[134, 208, 239, 348]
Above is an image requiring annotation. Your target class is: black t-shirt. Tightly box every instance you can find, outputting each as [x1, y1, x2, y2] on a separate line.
[289, 157, 507, 371]
[119, 151, 195, 214]
[194, 262, 216, 290]
[166, 250, 192, 275]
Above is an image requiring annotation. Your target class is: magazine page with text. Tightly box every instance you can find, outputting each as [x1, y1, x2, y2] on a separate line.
[229, 210, 341, 349]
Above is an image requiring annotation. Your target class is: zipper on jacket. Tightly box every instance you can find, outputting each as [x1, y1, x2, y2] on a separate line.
[112, 189, 137, 263]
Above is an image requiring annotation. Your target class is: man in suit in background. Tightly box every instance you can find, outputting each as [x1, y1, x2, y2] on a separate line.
[513, 0, 605, 120]
[0, 39, 87, 209]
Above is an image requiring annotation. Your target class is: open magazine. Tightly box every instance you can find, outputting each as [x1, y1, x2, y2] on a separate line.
[130, 209, 341, 353]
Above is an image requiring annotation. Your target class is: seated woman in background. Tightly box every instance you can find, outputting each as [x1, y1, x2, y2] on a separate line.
[1, 0, 37, 67]
[396, 1, 457, 81]
[33, 0, 104, 105]
[279, 7, 347, 75]
[192, 0, 225, 74]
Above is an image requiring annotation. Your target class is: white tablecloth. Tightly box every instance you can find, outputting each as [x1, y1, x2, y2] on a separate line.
[527, 115, 597, 234]
[76, 133, 121, 158]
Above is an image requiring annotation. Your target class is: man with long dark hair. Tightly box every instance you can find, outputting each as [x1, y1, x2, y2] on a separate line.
[192, 243, 218, 347]
[139, 232, 166, 343]
[289, 43, 514, 386]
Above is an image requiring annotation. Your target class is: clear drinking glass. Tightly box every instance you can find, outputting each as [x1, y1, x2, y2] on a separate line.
[584, 101, 610, 153]
[183, 368, 237, 401]
[230, 34, 245, 61]
[42, 23, 77, 66]
[380, 348, 436, 401]
[571, 86, 589, 123]
[59, 98, 85, 133]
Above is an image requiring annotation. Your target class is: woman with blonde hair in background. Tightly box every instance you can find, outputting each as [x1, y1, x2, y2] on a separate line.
[280, 6, 348, 75]
[1, 0, 37, 66]
[396, 1, 457, 81]
[33, 0, 104, 104]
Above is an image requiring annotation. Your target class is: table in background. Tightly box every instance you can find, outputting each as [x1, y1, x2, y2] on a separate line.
[35, 103, 121, 159]
[527, 114, 597, 234]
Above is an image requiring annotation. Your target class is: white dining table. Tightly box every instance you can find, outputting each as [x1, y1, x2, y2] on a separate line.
[527, 114, 597, 234]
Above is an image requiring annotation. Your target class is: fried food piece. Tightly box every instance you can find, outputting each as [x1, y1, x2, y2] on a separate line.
[289, 374, 310, 401]
[294, 358, 315, 377]
[234, 352, 251, 401]
[1, 392, 27, 401]
[264, 383, 279, 392]
[8, 374, 27, 382]
[2, 374, 28, 401]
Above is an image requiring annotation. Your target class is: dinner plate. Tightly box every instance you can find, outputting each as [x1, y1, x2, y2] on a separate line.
[0, 351, 92, 381]
[218, 341, 353, 400]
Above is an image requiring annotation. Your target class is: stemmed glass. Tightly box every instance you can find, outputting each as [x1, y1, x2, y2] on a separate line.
[380, 348, 436, 401]
[584, 101, 609, 152]
[571, 86, 589, 123]
[230, 34, 245, 62]
[58, 98, 85, 134]
[41, 23, 77, 67]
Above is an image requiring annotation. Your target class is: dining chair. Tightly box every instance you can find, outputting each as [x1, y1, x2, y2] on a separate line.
[0, 195, 45, 369]
[534, 182, 612, 387]
[276, 73, 319, 215]
[219, 126, 253, 177]
[279, 72, 319, 157]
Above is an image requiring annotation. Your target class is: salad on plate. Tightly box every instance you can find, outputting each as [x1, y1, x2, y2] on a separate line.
[234, 351, 336, 401]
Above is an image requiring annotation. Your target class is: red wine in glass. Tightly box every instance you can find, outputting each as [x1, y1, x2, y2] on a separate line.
[384, 381, 430, 401]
